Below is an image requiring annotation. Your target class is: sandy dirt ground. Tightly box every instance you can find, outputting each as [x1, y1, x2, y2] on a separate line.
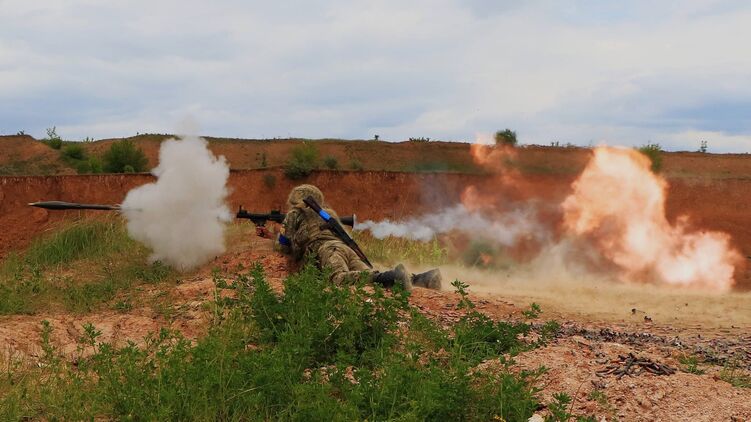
[1, 230, 749, 421]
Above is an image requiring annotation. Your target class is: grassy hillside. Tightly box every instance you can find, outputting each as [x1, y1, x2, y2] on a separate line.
[2, 133, 751, 179]
[0, 217, 176, 314]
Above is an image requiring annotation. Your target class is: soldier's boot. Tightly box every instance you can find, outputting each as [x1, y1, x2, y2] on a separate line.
[411, 268, 442, 290]
[372, 264, 412, 291]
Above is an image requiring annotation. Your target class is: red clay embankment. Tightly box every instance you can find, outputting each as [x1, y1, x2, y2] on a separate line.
[1, 169, 750, 287]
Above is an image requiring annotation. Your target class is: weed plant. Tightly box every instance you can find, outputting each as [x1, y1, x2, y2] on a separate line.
[678, 354, 705, 375]
[323, 155, 339, 169]
[0, 263, 568, 421]
[353, 231, 448, 267]
[719, 357, 751, 388]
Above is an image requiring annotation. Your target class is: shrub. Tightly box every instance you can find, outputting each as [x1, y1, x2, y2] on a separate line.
[103, 140, 148, 173]
[73, 157, 103, 174]
[638, 143, 662, 173]
[349, 159, 364, 171]
[283, 141, 319, 179]
[61, 144, 86, 160]
[323, 155, 339, 170]
[408, 137, 430, 142]
[0, 263, 566, 420]
[44, 127, 63, 149]
[88, 157, 103, 173]
[494, 129, 517, 147]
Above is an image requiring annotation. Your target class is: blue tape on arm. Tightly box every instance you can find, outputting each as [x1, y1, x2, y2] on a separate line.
[278, 234, 290, 246]
[319, 210, 331, 221]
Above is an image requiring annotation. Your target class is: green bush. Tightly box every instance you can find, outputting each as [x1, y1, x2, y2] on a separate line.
[44, 127, 63, 149]
[323, 155, 339, 170]
[283, 141, 319, 179]
[638, 143, 662, 173]
[72, 157, 103, 174]
[0, 264, 563, 420]
[103, 140, 148, 173]
[61, 144, 86, 160]
[349, 159, 364, 171]
[88, 157, 103, 173]
[494, 129, 517, 147]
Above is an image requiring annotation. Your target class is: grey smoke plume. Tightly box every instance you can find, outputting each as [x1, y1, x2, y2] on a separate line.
[357, 204, 544, 245]
[121, 135, 231, 271]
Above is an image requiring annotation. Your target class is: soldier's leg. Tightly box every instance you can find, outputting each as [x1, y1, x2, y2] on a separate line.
[345, 247, 370, 272]
[319, 242, 369, 284]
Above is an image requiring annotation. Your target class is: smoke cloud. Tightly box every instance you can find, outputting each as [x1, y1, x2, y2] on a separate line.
[359, 144, 742, 291]
[358, 203, 545, 246]
[121, 135, 231, 271]
[561, 147, 741, 291]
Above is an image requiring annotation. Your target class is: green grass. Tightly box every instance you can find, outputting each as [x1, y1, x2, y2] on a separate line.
[0, 263, 573, 421]
[354, 231, 449, 267]
[719, 358, 751, 388]
[0, 218, 175, 314]
[402, 160, 482, 173]
[678, 354, 705, 375]
[0, 157, 62, 175]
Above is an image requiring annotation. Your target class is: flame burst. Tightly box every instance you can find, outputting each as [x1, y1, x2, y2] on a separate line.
[561, 147, 741, 291]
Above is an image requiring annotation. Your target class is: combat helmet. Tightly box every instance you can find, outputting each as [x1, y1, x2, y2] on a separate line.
[287, 184, 325, 209]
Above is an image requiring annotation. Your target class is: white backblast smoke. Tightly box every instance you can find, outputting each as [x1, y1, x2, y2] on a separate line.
[357, 203, 544, 245]
[121, 136, 231, 271]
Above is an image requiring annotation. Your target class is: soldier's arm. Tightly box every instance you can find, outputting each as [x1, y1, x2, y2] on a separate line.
[276, 210, 299, 255]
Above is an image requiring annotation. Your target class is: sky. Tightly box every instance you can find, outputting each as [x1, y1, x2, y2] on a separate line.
[1, 0, 750, 152]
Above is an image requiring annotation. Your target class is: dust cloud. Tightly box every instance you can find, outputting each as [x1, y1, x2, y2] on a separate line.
[121, 135, 231, 271]
[359, 145, 742, 292]
[436, 264, 751, 328]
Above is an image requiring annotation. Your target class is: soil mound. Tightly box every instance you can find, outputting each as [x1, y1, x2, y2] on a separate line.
[0, 135, 71, 175]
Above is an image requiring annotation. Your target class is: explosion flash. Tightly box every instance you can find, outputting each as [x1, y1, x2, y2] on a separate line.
[359, 141, 742, 291]
[562, 147, 741, 291]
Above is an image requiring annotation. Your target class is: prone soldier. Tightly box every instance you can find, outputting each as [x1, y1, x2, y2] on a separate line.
[257, 184, 442, 290]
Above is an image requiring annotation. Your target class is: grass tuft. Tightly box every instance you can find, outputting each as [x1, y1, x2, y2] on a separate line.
[354, 231, 448, 267]
[0, 218, 175, 314]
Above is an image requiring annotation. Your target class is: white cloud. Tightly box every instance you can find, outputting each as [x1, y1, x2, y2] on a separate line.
[0, 0, 749, 152]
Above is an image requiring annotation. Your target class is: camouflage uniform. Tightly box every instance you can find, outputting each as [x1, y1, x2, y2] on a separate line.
[279, 184, 371, 284]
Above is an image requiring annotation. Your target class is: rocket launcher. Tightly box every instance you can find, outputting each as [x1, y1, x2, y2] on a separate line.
[303, 195, 372, 268]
